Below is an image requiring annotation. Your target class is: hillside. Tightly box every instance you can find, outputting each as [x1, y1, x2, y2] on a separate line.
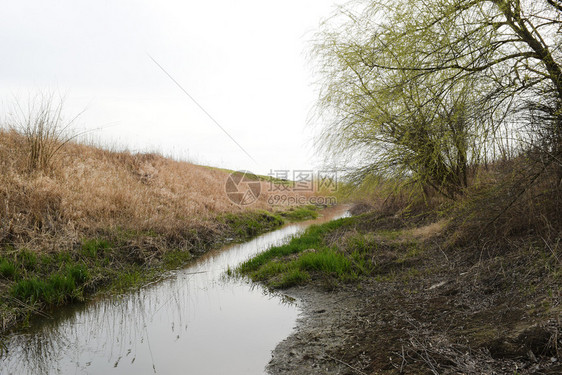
[0, 128, 315, 332]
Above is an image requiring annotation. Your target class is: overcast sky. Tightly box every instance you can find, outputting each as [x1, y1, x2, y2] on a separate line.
[0, 0, 343, 175]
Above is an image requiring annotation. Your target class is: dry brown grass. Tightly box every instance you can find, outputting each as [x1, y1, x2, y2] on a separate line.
[406, 219, 447, 240]
[0, 128, 328, 331]
[343, 152, 562, 250]
[443, 155, 562, 249]
[0, 129, 316, 253]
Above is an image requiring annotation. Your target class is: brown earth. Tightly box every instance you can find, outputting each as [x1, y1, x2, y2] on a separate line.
[267, 214, 562, 375]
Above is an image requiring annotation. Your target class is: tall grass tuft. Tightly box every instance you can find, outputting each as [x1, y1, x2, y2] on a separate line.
[10, 264, 90, 306]
[7, 93, 80, 173]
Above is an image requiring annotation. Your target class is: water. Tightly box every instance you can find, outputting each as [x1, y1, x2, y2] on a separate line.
[0, 206, 349, 375]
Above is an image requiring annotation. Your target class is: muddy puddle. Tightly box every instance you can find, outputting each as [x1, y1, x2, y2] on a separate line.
[0, 206, 349, 374]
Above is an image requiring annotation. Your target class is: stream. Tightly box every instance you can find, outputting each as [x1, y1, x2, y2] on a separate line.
[0, 206, 349, 375]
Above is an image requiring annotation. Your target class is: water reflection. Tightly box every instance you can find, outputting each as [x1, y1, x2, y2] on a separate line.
[0, 206, 349, 374]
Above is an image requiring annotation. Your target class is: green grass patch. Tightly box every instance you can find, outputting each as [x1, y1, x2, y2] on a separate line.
[220, 206, 324, 240]
[297, 250, 353, 276]
[278, 268, 310, 288]
[397, 243, 424, 263]
[220, 210, 284, 239]
[234, 213, 429, 289]
[345, 232, 377, 253]
[237, 218, 351, 274]
[279, 205, 319, 221]
[66, 264, 89, 284]
[237, 216, 362, 288]
[108, 267, 146, 293]
[10, 263, 90, 306]
[0, 259, 17, 279]
[17, 249, 38, 271]
[163, 249, 193, 268]
[81, 238, 112, 258]
[0, 208, 295, 332]
[207, 167, 294, 187]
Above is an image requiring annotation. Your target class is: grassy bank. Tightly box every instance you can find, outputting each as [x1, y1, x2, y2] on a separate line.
[237, 216, 359, 288]
[278, 205, 319, 222]
[236, 205, 562, 373]
[236, 213, 425, 289]
[0, 209, 289, 332]
[0, 127, 324, 333]
[0, 204, 322, 333]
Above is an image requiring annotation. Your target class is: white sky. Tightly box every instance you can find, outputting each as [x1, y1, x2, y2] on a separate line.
[0, 0, 343, 175]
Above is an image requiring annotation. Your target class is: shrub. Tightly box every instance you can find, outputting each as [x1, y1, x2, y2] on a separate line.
[7, 93, 79, 173]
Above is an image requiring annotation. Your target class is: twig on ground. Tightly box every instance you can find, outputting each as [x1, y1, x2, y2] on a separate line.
[325, 353, 369, 375]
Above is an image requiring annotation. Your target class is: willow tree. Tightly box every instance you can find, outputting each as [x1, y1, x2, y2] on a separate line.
[312, 0, 562, 197]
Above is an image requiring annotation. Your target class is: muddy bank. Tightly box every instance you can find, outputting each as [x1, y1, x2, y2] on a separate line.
[269, 286, 367, 375]
[270, 278, 561, 375]
[250, 212, 562, 374]
[0, 208, 311, 334]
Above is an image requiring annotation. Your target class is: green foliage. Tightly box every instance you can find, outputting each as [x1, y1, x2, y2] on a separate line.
[11, 264, 89, 305]
[66, 264, 89, 284]
[81, 238, 111, 258]
[18, 249, 38, 270]
[221, 211, 284, 239]
[11, 278, 45, 303]
[0, 207, 302, 332]
[237, 216, 363, 287]
[278, 269, 311, 288]
[46, 274, 77, 301]
[109, 267, 144, 293]
[312, 0, 562, 197]
[345, 232, 376, 253]
[350, 250, 374, 275]
[238, 216, 355, 274]
[55, 252, 72, 263]
[297, 250, 354, 279]
[0, 259, 17, 279]
[244, 248, 357, 289]
[279, 206, 319, 221]
[162, 249, 193, 268]
[234, 212, 435, 289]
